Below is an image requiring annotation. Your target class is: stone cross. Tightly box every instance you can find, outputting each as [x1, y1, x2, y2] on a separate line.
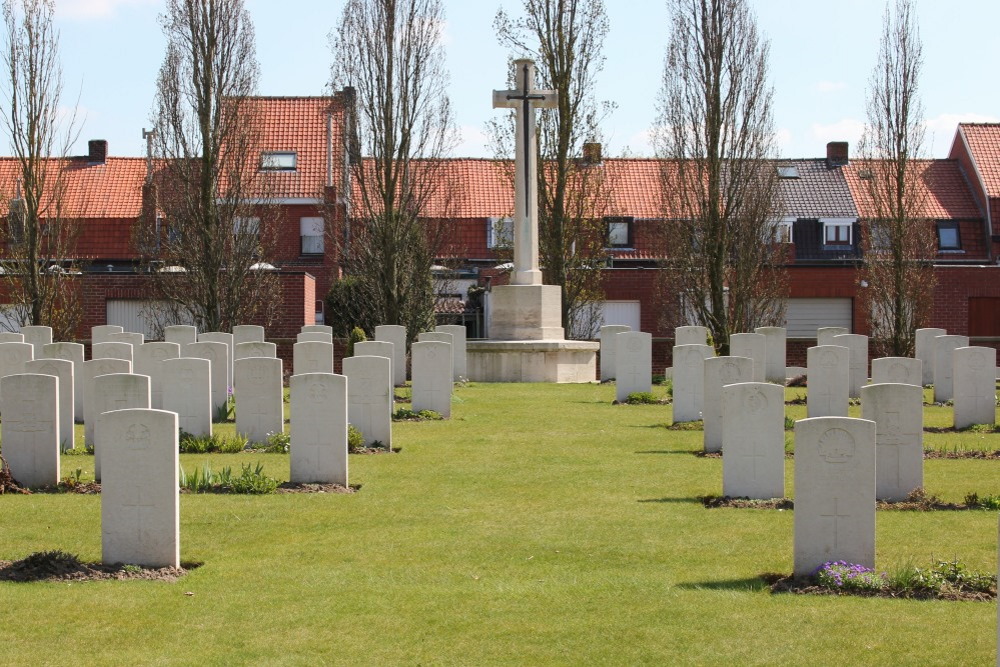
[493, 58, 557, 286]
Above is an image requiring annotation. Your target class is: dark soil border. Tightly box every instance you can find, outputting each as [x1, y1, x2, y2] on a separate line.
[695, 449, 1000, 461]
[0, 551, 198, 583]
[761, 573, 994, 601]
[700, 490, 988, 511]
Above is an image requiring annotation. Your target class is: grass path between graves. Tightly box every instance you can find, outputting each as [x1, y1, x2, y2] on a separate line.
[1, 382, 999, 665]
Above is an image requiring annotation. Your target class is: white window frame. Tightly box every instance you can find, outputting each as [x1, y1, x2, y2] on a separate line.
[487, 216, 513, 249]
[300, 216, 324, 255]
[233, 216, 260, 236]
[605, 217, 633, 249]
[821, 217, 854, 246]
[773, 216, 794, 243]
[260, 151, 297, 171]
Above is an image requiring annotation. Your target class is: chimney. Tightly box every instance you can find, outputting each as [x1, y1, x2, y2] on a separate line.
[582, 142, 602, 166]
[826, 141, 848, 168]
[88, 139, 108, 165]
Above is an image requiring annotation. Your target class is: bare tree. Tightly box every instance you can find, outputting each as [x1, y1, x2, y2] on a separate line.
[136, 0, 279, 334]
[858, 0, 934, 357]
[0, 0, 82, 339]
[492, 0, 613, 340]
[329, 0, 456, 341]
[655, 0, 786, 354]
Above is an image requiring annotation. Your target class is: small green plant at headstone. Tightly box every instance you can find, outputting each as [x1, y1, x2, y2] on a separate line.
[263, 430, 290, 453]
[624, 392, 658, 405]
[347, 424, 364, 453]
[347, 327, 367, 356]
[393, 408, 444, 421]
[121, 564, 143, 575]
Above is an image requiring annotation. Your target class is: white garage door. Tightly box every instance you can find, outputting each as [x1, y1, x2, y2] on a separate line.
[784, 298, 852, 338]
[106, 300, 175, 339]
[597, 300, 641, 337]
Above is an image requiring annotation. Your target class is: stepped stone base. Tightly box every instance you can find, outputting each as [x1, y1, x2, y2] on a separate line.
[467, 339, 598, 383]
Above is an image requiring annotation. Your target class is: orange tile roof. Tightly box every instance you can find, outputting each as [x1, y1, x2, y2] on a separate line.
[250, 96, 345, 199]
[843, 159, 982, 219]
[957, 123, 1000, 198]
[0, 157, 146, 218]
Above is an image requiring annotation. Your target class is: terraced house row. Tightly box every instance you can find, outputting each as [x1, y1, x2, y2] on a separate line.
[2, 96, 1000, 368]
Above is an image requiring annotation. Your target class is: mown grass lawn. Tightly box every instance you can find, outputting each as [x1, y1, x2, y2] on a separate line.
[2, 381, 998, 665]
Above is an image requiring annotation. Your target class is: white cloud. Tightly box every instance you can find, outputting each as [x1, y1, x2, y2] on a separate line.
[774, 127, 792, 152]
[620, 128, 654, 157]
[56, 0, 156, 20]
[810, 118, 865, 148]
[814, 81, 847, 94]
[454, 124, 490, 158]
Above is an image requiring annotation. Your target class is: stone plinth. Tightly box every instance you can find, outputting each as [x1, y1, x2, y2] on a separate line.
[467, 339, 598, 383]
[489, 284, 564, 341]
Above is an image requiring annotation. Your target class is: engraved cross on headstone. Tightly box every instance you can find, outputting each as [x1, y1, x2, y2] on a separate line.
[819, 497, 851, 551]
[493, 58, 557, 286]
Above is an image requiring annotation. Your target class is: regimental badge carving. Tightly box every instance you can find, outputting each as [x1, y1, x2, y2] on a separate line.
[744, 388, 767, 414]
[125, 423, 151, 449]
[888, 362, 907, 383]
[819, 351, 838, 369]
[818, 427, 855, 463]
[969, 351, 987, 372]
[721, 361, 741, 383]
[308, 382, 326, 404]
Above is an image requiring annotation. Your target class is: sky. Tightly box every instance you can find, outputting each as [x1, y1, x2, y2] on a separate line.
[30, 0, 1000, 160]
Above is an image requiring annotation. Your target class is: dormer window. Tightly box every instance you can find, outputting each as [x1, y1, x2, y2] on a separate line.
[822, 218, 853, 246]
[777, 165, 799, 179]
[260, 151, 296, 171]
[773, 217, 794, 243]
[606, 216, 634, 248]
[937, 221, 961, 251]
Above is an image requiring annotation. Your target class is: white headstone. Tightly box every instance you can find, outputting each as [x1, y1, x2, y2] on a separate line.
[92, 341, 133, 363]
[729, 333, 766, 383]
[25, 358, 74, 451]
[915, 327, 946, 386]
[435, 325, 468, 380]
[199, 332, 234, 396]
[953, 346, 997, 429]
[831, 333, 868, 399]
[184, 341, 229, 420]
[374, 325, 407, 386]
[233, 325, 265, 345]
[870, 357, 923, 387]
[234, 357, 283, 444]
[234, 341, 277, 361]
[297, 332, 334, 344]
[290, 372, 348, 485]
[817, 326, 849, 347]
[0, 341, 33, 407]
[93, 373, 151, 481]
[161, 357, 212, 438]
[134, 342, 181, 410]
[1, 373, 59, 487]
[755, 326, 787, 384]
[91, 325, 123, 344]
[615, 331, 652, 403]
[343, 355, 392, 448]
[671, 344, 715, 422]
[599, 324, 631, 381]
[807, 345, 850, 418]
[417, 332, 454, 381]
[933, 334, 970, 402]
[861, 382, 923, 501]
[675, 326, 708, 346]
[164, 325, 198, 347]
[353, 340, 394, 393]
[293, 341, 335, 375]
[20, 325, 52, 358]
[98, 408, 179, 568]
[301, 325, 334, 335]
[82, 358, 131, 447]
[0, 332, 23, 343]
[411, 341, 453, 418]
[107, 332, 145, 349]
[703, 356, 753, 453]
[793, 416, 876, 576]
[42, 342, 84, 422]
[722, 382, 784, 498]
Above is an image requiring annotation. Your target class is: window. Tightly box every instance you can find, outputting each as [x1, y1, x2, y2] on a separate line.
[259, 151, 296, 171]
[605, 216, 633, 248]
[822, 218, 853, 245]
[300, 217, 324, 255]
[487, 216, 513, 248]
[233, 217, 260, 237]
[937, 221, 961, 250]
[773, 217, 794, 243]
[777, 165, 799, 179]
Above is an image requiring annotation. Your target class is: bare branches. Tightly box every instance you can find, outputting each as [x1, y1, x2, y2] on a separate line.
[137, 0, 278, 334]
[330, 0, 456, 340]
[655, 0, 786, 353]
[493, 0, 613, 339]
[0, 0, 82, 338]
[858, 0, 934, 356]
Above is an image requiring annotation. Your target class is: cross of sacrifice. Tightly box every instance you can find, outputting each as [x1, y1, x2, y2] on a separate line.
[493, 59, 558, 287]
[819, 497, 851, 551]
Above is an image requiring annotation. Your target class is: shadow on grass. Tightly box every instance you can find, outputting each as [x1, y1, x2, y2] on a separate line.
[637, 497, 702, 504]
[634, 450, 693, 455]
[675, 576, 768, 592]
